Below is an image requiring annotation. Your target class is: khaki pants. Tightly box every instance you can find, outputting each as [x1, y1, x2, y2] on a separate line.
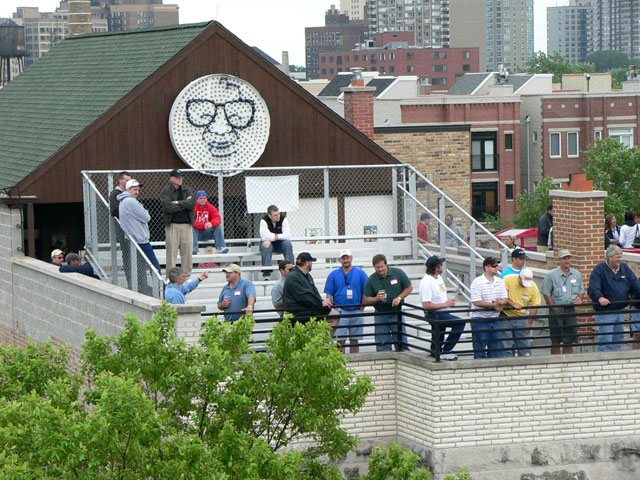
[538, 245, 548, 253]
[165, 223, 193, 276]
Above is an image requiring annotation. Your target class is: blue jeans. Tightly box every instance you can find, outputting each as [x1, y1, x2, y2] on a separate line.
[471, 318, 505, 359]
[135, 242, 161, 296]
[375, 313, 407, 351]
[501, 316, 531, 356]
[426, 311, 465, 356]
[260, 240, 294, 276]
[596, 312, 625, 351]
[193, 226, 226, 253]
[630, 310, 640, 334]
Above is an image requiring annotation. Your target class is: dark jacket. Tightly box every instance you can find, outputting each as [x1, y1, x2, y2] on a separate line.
[60, 263, 99, 279]
[537, 212, 553, 247]
[109, 187, 123, 218]
[605, 225, 621, 249]
[588, 261, 640, 312]
[283, 266, 330, 319]
[160, 183, 196, 227]
[262, 213, 286, 234]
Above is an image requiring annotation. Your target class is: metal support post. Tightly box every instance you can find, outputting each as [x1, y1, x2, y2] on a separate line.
[392, 166, 399, 234]
[217, 172, 224, 226]
[130, 238, 139, 293]
[439, 197, 446, 272]
[89, 187, 99, 261]
[433, 313, 442, 362]
[83, 178, 92, 251]
[107, 175, 118, 284]
[469, 224, 477, 282]
[396, 309, 404, 352]
[409, 169, 418, 257]
[323, 168, 330, 240]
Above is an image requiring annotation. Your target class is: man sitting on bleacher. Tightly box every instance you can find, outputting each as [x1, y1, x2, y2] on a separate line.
[192, 190, 228, 255]
[259, 205, 295, 281]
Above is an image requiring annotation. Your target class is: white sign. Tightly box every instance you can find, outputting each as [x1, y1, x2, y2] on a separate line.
[244, 176, 299, 214]
[169, 74, 270, 175]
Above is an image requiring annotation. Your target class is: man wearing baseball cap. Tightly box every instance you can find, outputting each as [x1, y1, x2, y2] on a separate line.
[160, 169, 196, 277]
[192, 190, 228, 254]
[502, 267, 541, 357]
[50, 249, 65, 266]
[420, 255, 465, 360]
[117, 179, 161, 295]
[324, 249, 368, 353]
[283, 252, 335, 325]
[218, 264, 256, 322]
[59, 252, 99, 279]
[469, 257, 508, 358]
[501, 248, 527, 279]
[541, 249, 585, 355]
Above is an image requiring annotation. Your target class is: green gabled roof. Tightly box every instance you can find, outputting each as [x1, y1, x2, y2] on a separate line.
[0, 22, 212, 190]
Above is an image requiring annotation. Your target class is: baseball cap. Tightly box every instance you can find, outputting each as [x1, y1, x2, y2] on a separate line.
[420, 212, 431, 221]
[519, 268, 534, 288]
[196, 190, 207, 198]
[65, 253, 80, 263]
[169, 169, 183, 177]
[512, 248, 527, 259]
[340, 249, 352, 257]
[51, 249, 64, 258]
[482, 257, 501, 268]
[426, 255, 445, 269]
[558, 249, 572, 258]
[296, 252, 317, 263]
[222, 264, 241, 273]
[125, 179, 142, 190]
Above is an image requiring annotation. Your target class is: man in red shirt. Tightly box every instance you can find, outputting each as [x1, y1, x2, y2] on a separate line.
[418, 212, 431, 243]
[193, 191, 228, 254]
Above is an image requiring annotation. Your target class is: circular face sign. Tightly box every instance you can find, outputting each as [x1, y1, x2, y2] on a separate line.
[169, 74, 270, 175]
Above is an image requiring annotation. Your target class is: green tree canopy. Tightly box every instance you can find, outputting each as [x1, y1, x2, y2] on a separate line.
[518, 51, 594, 84]
[585, 50, 638, 72]
[513, 177, 557, 229]
[583, 138, 640, 220]
[0, 304, 374, 479]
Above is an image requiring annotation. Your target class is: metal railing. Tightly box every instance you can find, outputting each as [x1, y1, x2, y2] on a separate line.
[201, 300, 640, 361]
[82, 165, 508, 296]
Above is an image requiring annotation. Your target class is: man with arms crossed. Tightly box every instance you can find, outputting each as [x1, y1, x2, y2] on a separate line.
[325, 249, 368, 353]
[420, 255, 465, 360]
[541, 249, 585, 354]
[364, 254, 413, 351]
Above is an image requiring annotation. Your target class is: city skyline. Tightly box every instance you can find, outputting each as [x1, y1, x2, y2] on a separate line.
[1, 0, 568, 67]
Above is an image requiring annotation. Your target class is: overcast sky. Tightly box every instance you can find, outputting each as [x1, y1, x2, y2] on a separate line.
[1, 0, 569, 66]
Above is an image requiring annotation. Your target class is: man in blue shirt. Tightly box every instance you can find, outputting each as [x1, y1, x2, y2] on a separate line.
[165, 267, 209, 304]
[218, 264, 257, 322]
[325, 249, 368, 353]
[501, 248, 527, 278]
[589, 244, 640, 351]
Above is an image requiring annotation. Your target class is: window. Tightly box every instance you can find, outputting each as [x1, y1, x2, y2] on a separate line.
[354, 54, 359, 61]
[594, 130, 602, 141]
[432, 64, 447, 72]
[505, 133, 513, 150]
[329, 56, 334, 62]
[550, 132, 561, 158]
[506, 183, 514, 200]
[389, 66, 395, 73]
[463, 64, 471, 71]
[567, 132, 579, 157]
[432, 51, 447, 59]
[407, 65, 415, 72]
[407, 52, 415, 59]
[472, 182, 499, 220]
[321, 56, 326, 62]
[472, 134, 498, 171]
[329, 68, 334, 74]
[609, 127, 633, 148]
[432, 78, 447, 85]
[464, 51, 471, 58]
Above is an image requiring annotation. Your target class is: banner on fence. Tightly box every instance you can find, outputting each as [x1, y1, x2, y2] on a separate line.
[245, 175, 300, 213]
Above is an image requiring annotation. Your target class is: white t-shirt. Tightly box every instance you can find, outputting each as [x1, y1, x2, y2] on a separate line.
[419, 274, 449, 310]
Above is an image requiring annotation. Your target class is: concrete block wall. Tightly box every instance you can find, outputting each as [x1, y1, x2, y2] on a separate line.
[0, 205, 23, 343]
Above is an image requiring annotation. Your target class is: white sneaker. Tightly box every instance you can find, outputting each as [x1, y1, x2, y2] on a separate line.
[441, 353, 458, 361]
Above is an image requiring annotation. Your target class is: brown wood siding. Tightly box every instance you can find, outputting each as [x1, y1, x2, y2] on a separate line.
[16, 24, 398, 203]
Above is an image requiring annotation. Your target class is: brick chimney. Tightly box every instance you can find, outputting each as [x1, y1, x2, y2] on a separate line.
[341, 67, 376, 139]
[69, 0, 92, 36]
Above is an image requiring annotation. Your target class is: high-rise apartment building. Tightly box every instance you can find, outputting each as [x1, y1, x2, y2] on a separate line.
[108, 2, 179, 31]
[588, 0, 640, 59]
[485, 0, 534, 72]
[305, 6, 368, 79]
[449, 0, 486, 71]
[547, 1, 589, 63]
[340, 0, 366, 21]
[366, 0, 451, 48]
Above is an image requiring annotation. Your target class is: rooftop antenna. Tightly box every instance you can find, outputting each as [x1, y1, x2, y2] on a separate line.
[628, 64, 639, 82]
[496, 64, 509, 84]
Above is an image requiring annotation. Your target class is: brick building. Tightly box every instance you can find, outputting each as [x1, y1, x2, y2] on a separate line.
[318, 39, 479, 91]
[539, 74, 640, 182]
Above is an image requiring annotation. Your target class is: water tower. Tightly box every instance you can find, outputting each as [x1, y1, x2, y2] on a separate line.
[0, 20, 26, 86]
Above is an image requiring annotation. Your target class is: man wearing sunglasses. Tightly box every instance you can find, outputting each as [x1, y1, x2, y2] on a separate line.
[470, 257, 508, 359]
[50, 249, 65, 266]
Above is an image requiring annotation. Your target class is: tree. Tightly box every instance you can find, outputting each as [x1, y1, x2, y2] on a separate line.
[363, 441, 431, 480]
[518, 51, 594, 84]
[289, 65, 306, 72]
[0, 303, 373, 479]
[583, 138, 640, 220]
[585, 50, 638, 73]
[513, 177, 557, 229]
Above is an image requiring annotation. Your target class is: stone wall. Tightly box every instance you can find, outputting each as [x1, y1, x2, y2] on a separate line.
[338, 352, 640, 480]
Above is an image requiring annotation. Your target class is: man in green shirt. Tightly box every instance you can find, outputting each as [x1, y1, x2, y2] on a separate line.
[364, 254, 413, 351]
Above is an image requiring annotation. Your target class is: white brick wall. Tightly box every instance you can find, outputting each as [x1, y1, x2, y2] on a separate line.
[0, 205, 22, 333]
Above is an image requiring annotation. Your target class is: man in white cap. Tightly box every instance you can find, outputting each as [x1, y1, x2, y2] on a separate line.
[218, 264, 256, 322]
[324, 249, 368, 353]
[50, 249, 65, 266]
[502, 267, 541, 357]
